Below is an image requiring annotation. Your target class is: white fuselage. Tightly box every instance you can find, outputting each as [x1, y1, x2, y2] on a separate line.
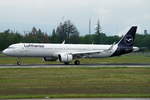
[2, 43, 118, 58]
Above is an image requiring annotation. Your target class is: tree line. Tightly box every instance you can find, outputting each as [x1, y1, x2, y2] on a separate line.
[0, 20, 150, 51]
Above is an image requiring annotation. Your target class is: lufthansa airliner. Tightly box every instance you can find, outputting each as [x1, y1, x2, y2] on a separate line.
[2, 26, 139, 65]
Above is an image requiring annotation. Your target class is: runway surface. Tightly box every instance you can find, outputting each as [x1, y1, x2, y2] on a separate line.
[0, 63, 150, 68]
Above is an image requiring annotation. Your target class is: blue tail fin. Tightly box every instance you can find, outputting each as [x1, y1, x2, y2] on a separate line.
[111, 26, 137, 56]
[117, 26, 137, 47]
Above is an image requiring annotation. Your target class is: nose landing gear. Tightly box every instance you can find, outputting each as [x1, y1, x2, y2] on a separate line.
[17, 57, 22, 65]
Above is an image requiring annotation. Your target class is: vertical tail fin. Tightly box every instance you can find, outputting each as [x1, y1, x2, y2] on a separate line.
[111, 26, 137, 56]
[117, 26, 137, 47]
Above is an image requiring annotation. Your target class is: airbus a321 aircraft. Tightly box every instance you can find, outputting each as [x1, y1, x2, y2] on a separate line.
[2, 26, 139, 65]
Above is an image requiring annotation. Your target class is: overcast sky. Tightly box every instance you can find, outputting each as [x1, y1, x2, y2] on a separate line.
[0, 0, 150, 36]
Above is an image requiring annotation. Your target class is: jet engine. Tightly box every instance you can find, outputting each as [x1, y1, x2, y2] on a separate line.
[43, 57, 57, 61]
[58, 53, 73, 62]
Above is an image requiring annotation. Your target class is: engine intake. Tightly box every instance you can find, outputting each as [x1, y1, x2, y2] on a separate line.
[58, 53, 73, 62]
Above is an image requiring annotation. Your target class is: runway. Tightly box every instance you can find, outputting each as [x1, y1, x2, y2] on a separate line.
[0, 63, 150, 68]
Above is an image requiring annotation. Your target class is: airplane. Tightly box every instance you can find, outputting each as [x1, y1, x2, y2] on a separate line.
[2, 26, 139, 65]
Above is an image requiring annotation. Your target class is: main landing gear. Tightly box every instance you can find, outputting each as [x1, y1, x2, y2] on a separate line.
[64, 62, 70, 65]
[64, 60, 80, 65]
[74, 60, 80, 65]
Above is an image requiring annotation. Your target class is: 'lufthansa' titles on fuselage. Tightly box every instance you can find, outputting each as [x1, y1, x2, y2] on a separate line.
[24, 44, 44, 48]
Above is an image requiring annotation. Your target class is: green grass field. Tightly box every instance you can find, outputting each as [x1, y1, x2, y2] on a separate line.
[0, 52, 150, 64]
[0, 67, 150, 98]
[0, 52, 150, 98]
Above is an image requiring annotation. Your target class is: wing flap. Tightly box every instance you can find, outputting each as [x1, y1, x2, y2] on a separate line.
[70, 43, 116, 58]
[70, 50, 104, 58]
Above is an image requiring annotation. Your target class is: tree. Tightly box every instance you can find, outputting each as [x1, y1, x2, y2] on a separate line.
[0, 30, 23, 50]
[93, 19, 106, 44]
[55, 20, 80, 43]
[23, 27, 50, 43]
[95, 19, 102, 35]
[51, 29, 58, 43]
[31, 27, 37, 34]
[79, 34, 93, 44]
[134, 34, 150, 49]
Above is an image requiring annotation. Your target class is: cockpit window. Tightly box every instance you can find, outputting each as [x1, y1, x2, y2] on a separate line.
[8, 47, 14, 49]
[7, 43, 23, 49]
[8, 45, 16, 49]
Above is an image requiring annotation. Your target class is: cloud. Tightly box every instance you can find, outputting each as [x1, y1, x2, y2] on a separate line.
[0, 0, 150, 35]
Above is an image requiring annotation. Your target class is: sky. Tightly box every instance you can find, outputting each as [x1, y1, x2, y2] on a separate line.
[0, 0, 150, 36]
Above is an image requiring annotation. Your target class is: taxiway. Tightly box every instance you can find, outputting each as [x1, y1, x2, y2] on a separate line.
[0, 63, 150, 68]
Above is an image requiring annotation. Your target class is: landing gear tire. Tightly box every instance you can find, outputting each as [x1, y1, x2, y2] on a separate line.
[74, 60, 80, 65]
[17, 61, 21, 65]
[17, 57, 22, 65]
[64, 62, 70, 65]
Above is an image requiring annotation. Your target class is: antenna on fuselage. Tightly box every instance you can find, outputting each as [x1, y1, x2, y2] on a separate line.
[62, 40, 65, 44]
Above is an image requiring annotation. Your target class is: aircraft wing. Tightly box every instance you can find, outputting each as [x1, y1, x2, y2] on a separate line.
[71, 50, 103, 55]
[69, 50, 104, 58]
[56, 43, 115, 59]
[69, 43, 116, 58]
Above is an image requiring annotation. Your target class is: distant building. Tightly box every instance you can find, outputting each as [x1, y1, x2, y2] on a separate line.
[144, 29, 148, 35]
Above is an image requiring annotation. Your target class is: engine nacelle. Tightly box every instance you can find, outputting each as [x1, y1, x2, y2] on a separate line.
[43, 57, 57, 61]
[58, 53, 73, 62]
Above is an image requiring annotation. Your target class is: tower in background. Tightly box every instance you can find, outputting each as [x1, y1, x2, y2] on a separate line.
[144, 29, 148, 35]
[89, 18, 91, 34]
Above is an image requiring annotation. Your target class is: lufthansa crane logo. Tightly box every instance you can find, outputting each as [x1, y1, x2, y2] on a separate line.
[124, 35, 133, 45]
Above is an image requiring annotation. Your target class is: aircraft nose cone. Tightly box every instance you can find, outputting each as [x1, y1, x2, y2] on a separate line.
[2, 49, 10, 55]
[2, 49, 7, 55]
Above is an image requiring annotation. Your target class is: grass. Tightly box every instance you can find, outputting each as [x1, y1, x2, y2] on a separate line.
[0, 52, 150, 98]
[1, 94, 150, 99]
[0, 67, 150, 98]
[0, 52, 150, 64]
